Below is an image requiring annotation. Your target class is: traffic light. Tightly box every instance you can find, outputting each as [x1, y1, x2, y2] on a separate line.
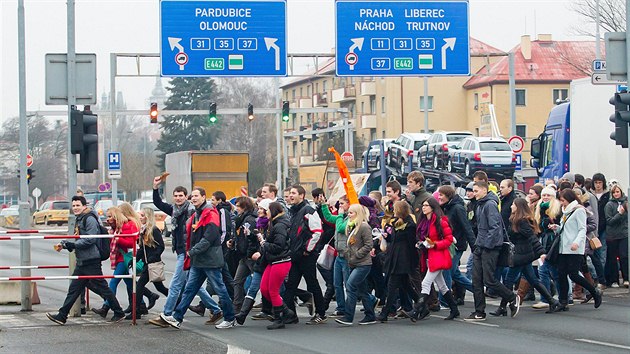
[247, 103, 254, 121]
[609, 92, 630, 148]
[282, 101, 290, 122]
[70, 108, 99, 173]
[209, 102, 217, 124]
[150, 102, 158, 124]
[27, 168, 34, 184]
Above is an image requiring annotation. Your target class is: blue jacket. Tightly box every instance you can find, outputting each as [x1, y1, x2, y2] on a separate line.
[63, 210, 101, 266]
[475, 193, 505, 250]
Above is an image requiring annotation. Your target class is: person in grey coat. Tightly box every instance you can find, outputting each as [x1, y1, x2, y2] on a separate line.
[465, 181, 519, 322]
[604, 184, 628, 287]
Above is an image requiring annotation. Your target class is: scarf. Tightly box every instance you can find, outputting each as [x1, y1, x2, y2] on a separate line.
[172, 200, 192, 231]
[256, 216, 269, 230]
[416, 216, 430, 242]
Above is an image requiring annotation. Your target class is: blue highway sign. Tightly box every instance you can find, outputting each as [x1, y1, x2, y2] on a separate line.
[108, 152, 121, 171]
[335, 1, 470, 77]
[160, 0, 287, 77]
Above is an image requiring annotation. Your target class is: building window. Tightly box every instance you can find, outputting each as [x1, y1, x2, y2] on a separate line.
[307, 113, 312, 125]
[292, 141, 297, 157]
[300, 87, 303, 98]
[370, 128, 377, 141]
[307, 85, 311, 97]
[381, 97, 386, 113]
[291, 113, 297, 130]
[307, 140, 312, 155]
[315, 83, 319, 93]
[285, 92, 288, 101]
[323, 80, 328, 91]
[552, 88, 568, 104]
[370, 97, 376, 114]
[419, 96, 434, 111]
[516, 125, 527, 139]
[361, 102, 365, 114]
[515, 89, 526, 106]
[292, 89, 296, 100]
[474, 93, 479, 110]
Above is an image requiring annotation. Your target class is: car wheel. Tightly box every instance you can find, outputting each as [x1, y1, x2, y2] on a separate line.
[32, 216, 37, 226]
[400, 160, 406, 175]
[464, 161, 471, 177]
[57, 222, 63, 226]
[386, 154, 391, 166]
[44, 217, 49, 226]
[447, 159, 453, 172]
[433, 155, 439, 170]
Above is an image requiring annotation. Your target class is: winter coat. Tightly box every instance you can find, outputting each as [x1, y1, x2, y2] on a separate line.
[556, 202, 587, 255]
[346, 222, 373, 268]
[604, 196, 628, 241]
[111, 221, 139, 267]
[424, 215, 454, 272]
[262, 213, 292, 264]
[63, 210, 102, 266]
[500, 191, 516, 230]
[186, 203, 224, 268]
[466, 197, 478, 237]
[475, 193, 505, 250]
[596, 191, 611, 234]
[153, 189, 193, 255]
[321, 204, 349, 258]
[383, 216, 418, 275]
[407, 188, 432, 222]
[233, 210, 259, 258]
[538, 201, 561, 253]
[136, 226, 165, 264]
[509, 219, 544, 267]
[288, 201, 322, 257]
[442, 194, 475, 252]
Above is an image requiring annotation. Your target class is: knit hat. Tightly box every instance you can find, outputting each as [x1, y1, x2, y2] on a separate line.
[359, 195, 376, 208]
[257, 198, 273, 211]
[465, 182, 474, 191]
[541, 186, 556, 197]
[561, 172, 575, 185]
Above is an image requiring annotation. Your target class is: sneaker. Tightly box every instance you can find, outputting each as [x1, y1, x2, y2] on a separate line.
[611, 283, 620, 288]
[160, 313, 181, 329]
[205, 311, 223, 325]
[329, 311, 345, 318]
[251, 312, 273, 321]
[148, 316, 170, 328]
[46, 312, 66, 325]
[568, 299, 574, 306]
[110, 314, 125, 323]
[532, 302, 549, 310]
[624, 281, 629, 288]
[91, 307, 108, 318]
[81, 308, 87, 315]
[464, 312, 486, 322]
[215, 319, 236, 329]
[306, 314, 327, 325]
[188, 304, 205, 317]
[253, 302, 263, 309]
[394, 310, 410, 319]
[358, 317, 377, 325]
[509, 295, 521, 318]
[335, 318, 353, 326]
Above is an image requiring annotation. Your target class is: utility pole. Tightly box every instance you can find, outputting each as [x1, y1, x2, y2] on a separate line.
[508, 52, 516, 136]
[423, 77, 429, 133]
[17, 0, 32, 311]
[595, 0, 601, 60]
[275, 77, 282, 190]
[626, 0, 630, 294]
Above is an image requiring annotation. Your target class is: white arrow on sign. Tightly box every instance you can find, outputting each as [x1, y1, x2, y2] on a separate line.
[347, 38, 364, 71]
[168, 37, 184, 53]
[441, 38, 456, 70]
[591, 73, 627, 86]
[264, 37, 281, 71]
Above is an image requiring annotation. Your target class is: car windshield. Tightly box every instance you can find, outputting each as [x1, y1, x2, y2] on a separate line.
[446, 134, 471, 142]
[52, 202, 70, 210]
[414, 140, 427, 150]
[480, 142, 512, 151]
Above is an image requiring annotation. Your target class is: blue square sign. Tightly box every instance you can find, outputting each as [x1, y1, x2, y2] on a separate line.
[108, 152, 121, 171]
[336, 1, 470, 77]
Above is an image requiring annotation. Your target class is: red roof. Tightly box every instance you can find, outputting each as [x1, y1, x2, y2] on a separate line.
[469, 38, 505, 56]
[464, 40, 600, 89]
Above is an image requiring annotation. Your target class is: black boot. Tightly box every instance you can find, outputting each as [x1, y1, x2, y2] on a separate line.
[267, 306, 285, 330]
[281, 303, 297, 324]
[443, 291, 460, 320]
[534, 282, 560, 314]
[410, 294, 430, 322]
[189, 303, 206, 317]
[235, 296, 255, 325]
[490, 298, 508, 317]
[92, 305, 110, 318]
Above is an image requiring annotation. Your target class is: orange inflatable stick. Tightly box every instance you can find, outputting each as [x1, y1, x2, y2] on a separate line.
[328, 147, 359, 205]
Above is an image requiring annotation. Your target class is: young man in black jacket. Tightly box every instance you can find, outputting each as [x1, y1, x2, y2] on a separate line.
[47, 196, 125, 325]
[312, 188, 336, 312]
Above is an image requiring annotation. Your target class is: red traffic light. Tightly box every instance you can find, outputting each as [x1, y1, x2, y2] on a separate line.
[150, 102, 158, 123]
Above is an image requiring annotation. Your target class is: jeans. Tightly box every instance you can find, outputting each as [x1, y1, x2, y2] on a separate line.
[587, 249, 606, 285]
[596, 230, 607, 268]
[333, 256, 350, 313]
[233, 258, 255, 309]
[173, 267, 234, 322]
[104, 261, 132, 307]
[283, 253, 326, 317]
[246, 271, 263, 299]
[163, 253, 220, 315]
[451, 250, 473, 291]
[472, 248, 515, 314]
[538, 260, 559, 304]
[344, 265, 375, 322]
[367, 255, 387, 302]
[60, 262, 124, 319]
[206, 263, 235, 301]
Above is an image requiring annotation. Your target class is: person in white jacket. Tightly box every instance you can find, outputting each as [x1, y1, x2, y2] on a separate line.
[550, 189, 602, 312]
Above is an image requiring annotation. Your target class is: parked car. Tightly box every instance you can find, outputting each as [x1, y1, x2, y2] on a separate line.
[418, 131, 473, 170]
[93, 199, 124, 223]
[131, 199, 171, 235]
[387, 133, 431, 175]
[447, 136, 516, 178]
[32, 201, 70, 226]
[361, 138, 394, 170]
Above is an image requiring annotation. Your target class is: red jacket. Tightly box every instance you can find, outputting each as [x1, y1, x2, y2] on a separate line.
[110, 221, 139, 267]
[426, 215, 453, 272]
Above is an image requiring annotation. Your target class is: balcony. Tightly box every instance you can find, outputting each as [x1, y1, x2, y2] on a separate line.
[361, 114, 377, 129]
[312, 92, 328, 107]
[299, 97, 312, 108]
[300, 156, 314, 164]
[360, 81, 376, 96]
[331, 86, 356, 103]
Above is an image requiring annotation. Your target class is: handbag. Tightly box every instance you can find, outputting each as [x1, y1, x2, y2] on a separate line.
[546, 235, 561, 264]
[141, 241, 165, 282]
[317, 238, 337, 270]
[588, 236, 603, 250]
[497, 222, 515, 268]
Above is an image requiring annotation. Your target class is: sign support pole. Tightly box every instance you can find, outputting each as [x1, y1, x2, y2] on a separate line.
[626, 0, 630, 294]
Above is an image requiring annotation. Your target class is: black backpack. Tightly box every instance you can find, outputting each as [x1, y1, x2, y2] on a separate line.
[82, 213, 110, 261]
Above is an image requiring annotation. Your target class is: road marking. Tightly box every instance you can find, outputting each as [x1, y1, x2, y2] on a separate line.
[227, 344, 251, 354]
[575, 339, 630, 350]
[431, 314, 499, 327]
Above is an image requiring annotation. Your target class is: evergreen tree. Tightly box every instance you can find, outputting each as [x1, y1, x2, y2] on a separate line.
[156, 77, 221, 170]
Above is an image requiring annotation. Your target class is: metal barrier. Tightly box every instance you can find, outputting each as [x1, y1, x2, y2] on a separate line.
[0, 230, 140, 324]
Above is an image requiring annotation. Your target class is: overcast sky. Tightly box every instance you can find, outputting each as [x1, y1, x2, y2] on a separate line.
[1, 0, 590, 121]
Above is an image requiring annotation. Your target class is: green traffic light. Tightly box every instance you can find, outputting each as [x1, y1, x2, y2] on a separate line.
[209, 115, 217, 124]
[282, 114, 289, 122]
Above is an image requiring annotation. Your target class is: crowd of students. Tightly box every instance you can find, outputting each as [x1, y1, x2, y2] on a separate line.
[47, 170, 627, 329]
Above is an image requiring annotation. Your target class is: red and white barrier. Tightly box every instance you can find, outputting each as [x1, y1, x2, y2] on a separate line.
[0, 265, 69, 270]
[0, 275, 132, 281]
[0, 233, 138, 241]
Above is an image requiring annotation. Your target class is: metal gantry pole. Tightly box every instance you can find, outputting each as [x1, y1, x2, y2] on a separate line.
[626, 0, 630, 294]
[595, 0, 601, 60]
[509, 52, 516, 136]
[275, 77, 282, 190]
[110, 54, 118, 205]
[17, 0, 32, 311]
[423, 77, 429, 133]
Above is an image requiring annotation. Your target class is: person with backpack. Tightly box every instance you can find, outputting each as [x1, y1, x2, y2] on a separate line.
[47, 196, 126, 325]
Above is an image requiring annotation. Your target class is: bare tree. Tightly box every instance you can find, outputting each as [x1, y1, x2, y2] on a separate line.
[570, 0, 626, 37]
